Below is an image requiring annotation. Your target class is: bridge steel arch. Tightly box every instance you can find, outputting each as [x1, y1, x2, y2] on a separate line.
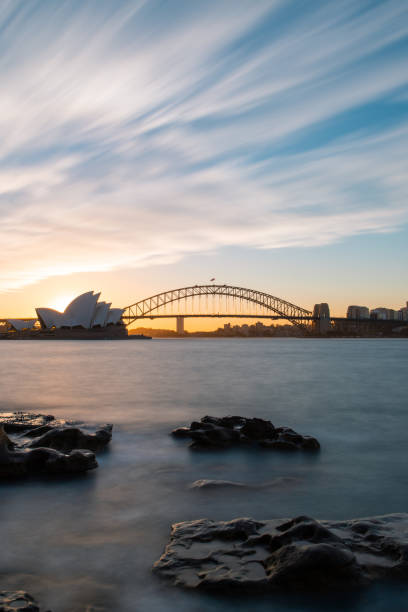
[123, 284, 312, 328]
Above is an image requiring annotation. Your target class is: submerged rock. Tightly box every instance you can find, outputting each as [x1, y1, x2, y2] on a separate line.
[0, 590, 50, 611]
[153, 514, 408, 592]
[0, 412, 113, 479]
[172, 416, 319, 451]
[190, 479, 249, 489]
[189, 477, 301, 490]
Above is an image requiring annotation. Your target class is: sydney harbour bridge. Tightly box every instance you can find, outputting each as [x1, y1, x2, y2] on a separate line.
[122, 284, 329, 333]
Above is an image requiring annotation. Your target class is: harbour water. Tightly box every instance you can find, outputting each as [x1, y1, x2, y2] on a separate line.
[1, 338, 407, 611]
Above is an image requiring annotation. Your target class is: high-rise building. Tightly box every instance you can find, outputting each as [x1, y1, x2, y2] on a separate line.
[397, 301, 408, 321]
[346, 305, 369, 319]
[370, 308, 397, 320]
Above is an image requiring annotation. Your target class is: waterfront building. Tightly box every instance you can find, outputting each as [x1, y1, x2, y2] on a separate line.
[397, 302, 408, 321]
[36, 291, 124, 329]
[241, 324, 250, 336]
[370, 307, 397, 320]
[346, 306, 370, 319]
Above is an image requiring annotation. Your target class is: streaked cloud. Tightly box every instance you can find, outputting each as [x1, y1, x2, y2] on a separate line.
[0, 0, 407, 291]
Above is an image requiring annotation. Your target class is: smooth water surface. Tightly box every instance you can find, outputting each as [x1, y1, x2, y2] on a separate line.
[1, 339, 407, 611]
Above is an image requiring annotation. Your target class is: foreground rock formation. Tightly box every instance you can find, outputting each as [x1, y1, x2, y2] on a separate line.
[153, 514, 408, 591]
[172, 416, 319, 450]
[28, 423, 112, 453]
[0, 412, 112, 478]
[0, 590, 49, 611]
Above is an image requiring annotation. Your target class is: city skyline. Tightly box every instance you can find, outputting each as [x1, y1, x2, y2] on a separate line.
[1, 1, 407, 327]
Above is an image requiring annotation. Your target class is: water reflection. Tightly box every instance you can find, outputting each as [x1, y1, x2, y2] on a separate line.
[1, 339, 407, 611]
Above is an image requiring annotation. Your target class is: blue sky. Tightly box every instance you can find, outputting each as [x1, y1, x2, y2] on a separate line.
[0, 0, 407, 318]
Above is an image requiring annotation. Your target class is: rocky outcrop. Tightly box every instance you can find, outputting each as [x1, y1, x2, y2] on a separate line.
[0, 412, 56, 433]
[172, 416, 319, 451]
[28, 424, 112, 453]
[0, 427, 97, 478]
[0, 590, 50, 611]
[0, 412, 113, 479]
[153, 514, 408, 591]
[0, 413, 112, 451]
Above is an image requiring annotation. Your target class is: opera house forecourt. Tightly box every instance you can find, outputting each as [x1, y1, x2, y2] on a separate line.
[1, 291, 149, 339]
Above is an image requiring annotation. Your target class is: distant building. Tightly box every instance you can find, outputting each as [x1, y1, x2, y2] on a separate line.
[241, 324, 250, 336]
[370, 307, 397, 321]
[346, 305, 370, 319]
[397, 301, 408, 321]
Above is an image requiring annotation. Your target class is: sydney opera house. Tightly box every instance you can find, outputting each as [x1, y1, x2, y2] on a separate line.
[2, 292, 128, 339]
[36, 291, 123, 330]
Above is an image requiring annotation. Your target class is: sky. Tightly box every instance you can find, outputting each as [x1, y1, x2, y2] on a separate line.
[0, 0, 407, 329]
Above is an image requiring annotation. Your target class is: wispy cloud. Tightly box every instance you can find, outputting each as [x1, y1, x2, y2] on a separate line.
[0, 0, 407, 291]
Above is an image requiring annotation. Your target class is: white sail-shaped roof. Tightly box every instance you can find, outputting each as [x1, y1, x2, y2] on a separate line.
[64, 291, 100, 328]
[36, 308, 65, 329]
[92, 302, 111, 327]
[7, 319, 36, 331]
[106, 308, 124, 324]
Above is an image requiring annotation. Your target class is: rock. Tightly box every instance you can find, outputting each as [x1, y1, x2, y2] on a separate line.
[153, 514, 408, 592]
[171, 416, 319, 451]
[171, 427, 192, 438]
[189, 477, 301, 490]
[215, 416, 246, 428]
[28, 424, 112, 452]
[0, 412, 112, 480]
[0, 426, 14, 451]
[266, 542, 358, 588]
[241, 417, 275, 440]
[300, 436, 321, 450]
[0, 590, 50, 611]
[0, 413, 112, 451]
[190, 479, 249, 489]
[0, 412, 56, 433]
[0, 413, 112, 450]
[0, 433, 97, 478]
[190, 423, 241, 448]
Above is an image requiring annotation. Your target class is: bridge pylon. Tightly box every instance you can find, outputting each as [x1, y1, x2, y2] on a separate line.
[312, 303, 331, 334]
[176, 316, 185, 335]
